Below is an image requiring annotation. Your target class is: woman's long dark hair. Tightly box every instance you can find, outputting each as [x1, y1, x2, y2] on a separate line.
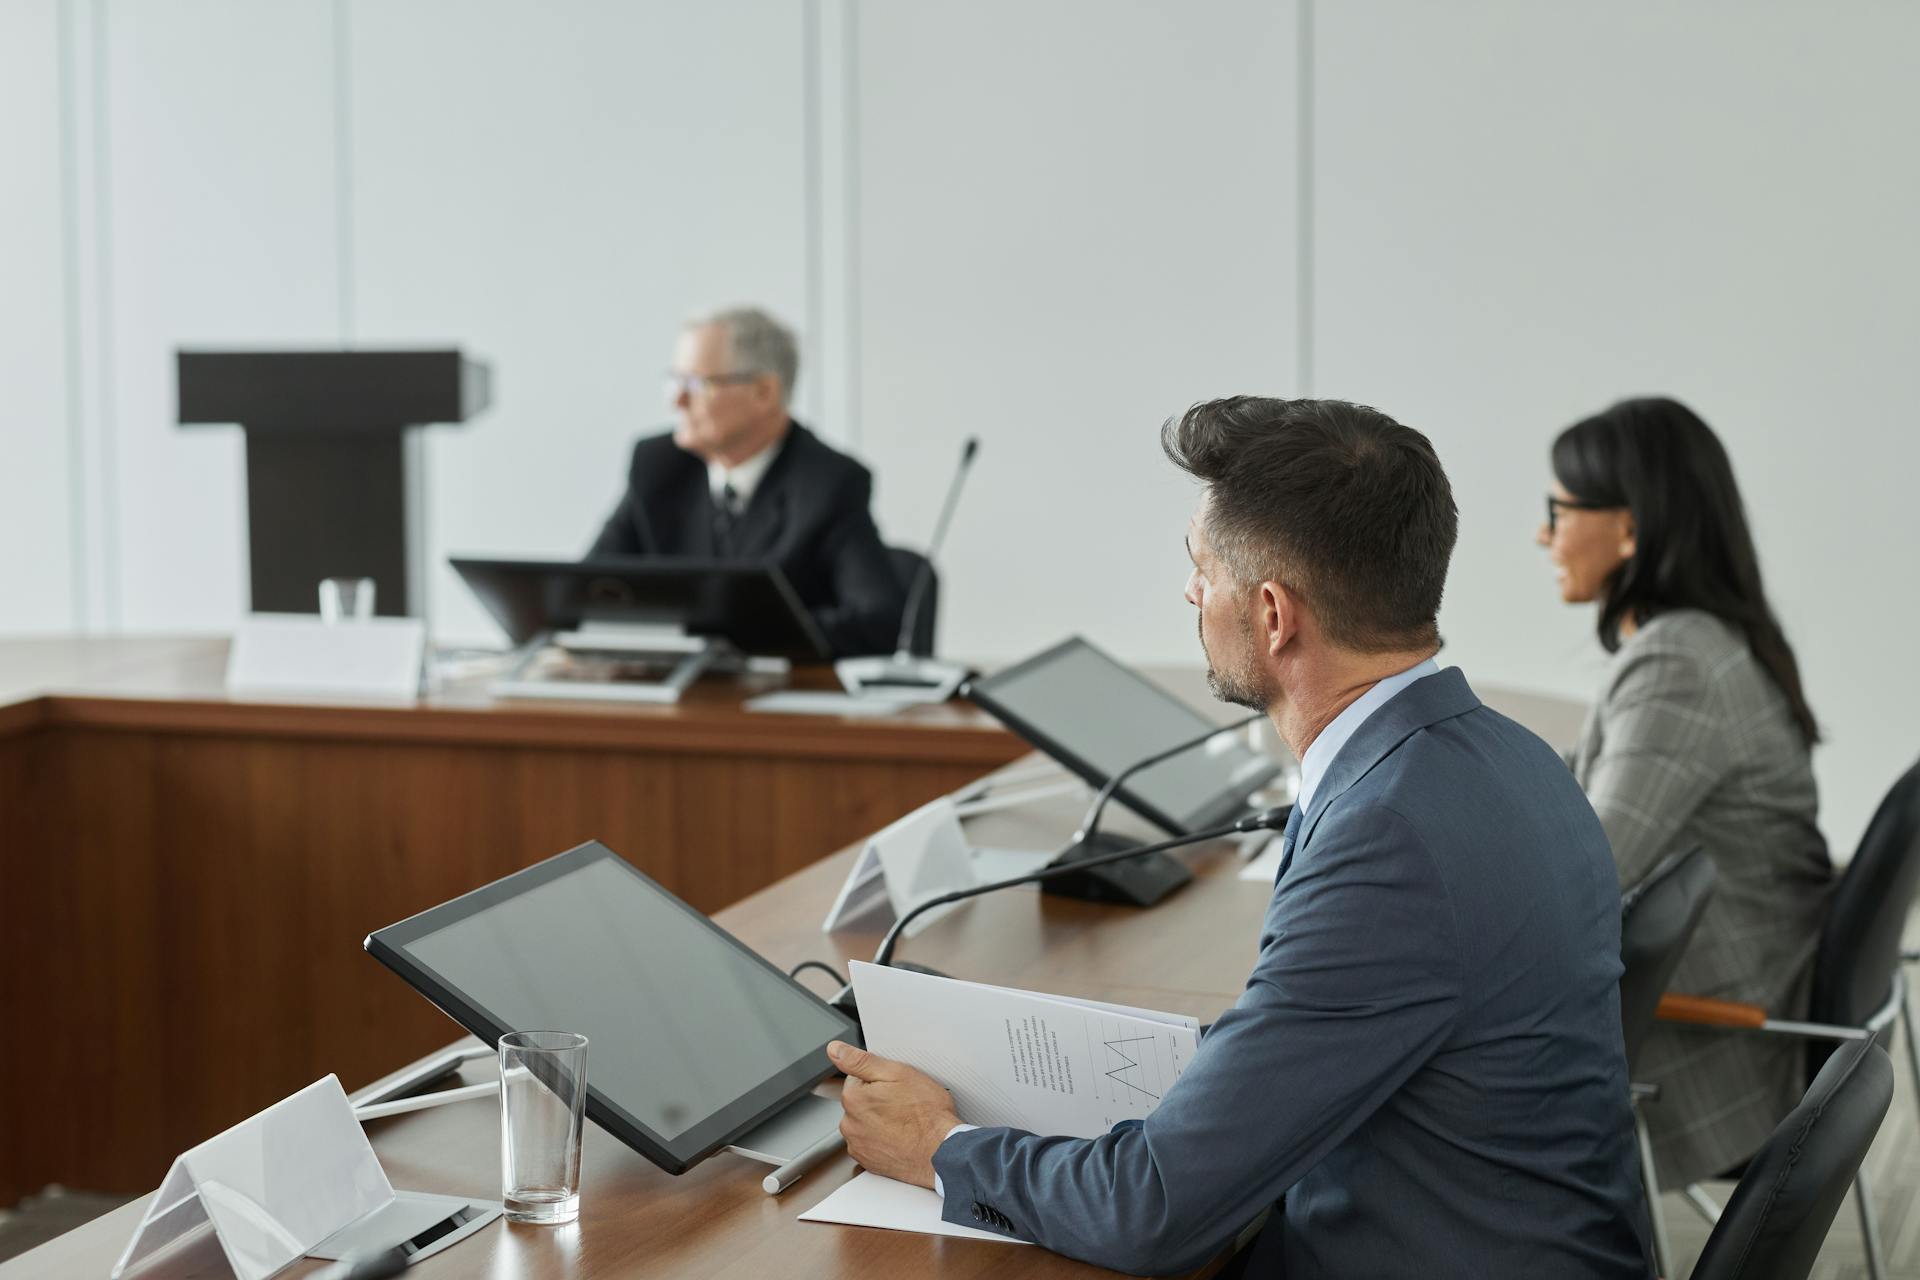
[1552, 397, 1819, 744]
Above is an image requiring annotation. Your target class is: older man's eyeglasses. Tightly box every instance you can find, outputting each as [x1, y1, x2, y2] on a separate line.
[663, 371, 761, 403]
[1544, 494, 1618, 535]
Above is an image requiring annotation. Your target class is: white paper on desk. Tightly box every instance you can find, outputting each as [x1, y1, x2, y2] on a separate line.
[968, 846, 1054, 882]
[800, 1171, 1026, 1244]
[744, 690, 911, 717]
[849, 962, 1199, 1137]
[1238, 834, 1286, 882]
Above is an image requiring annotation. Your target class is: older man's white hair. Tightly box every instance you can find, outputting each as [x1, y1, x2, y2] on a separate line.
[687, 306, 799, 406]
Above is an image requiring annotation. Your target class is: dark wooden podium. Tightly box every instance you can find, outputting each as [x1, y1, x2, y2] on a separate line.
[177, 349, 492, 616]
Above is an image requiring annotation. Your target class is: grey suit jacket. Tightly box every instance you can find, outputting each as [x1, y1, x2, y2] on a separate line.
[1569, 609, 1832, 1187]
[934, 668, 1651, 1278]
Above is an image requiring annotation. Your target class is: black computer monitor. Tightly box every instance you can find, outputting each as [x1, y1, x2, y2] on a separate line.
[365, 841, 859, 1175]
[449, 556, 830, 661]
[966, 635, 1280, 834]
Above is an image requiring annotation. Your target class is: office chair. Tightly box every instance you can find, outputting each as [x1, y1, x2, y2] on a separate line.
[887, 546, 938, 657]
[1656, 759, 1920, 1280]
[1618, 847, 1716, 1277]
[1688, 1038, 1893, 1280]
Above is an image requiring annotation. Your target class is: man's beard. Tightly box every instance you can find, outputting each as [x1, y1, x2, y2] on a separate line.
[1200, 610, 1268, 711]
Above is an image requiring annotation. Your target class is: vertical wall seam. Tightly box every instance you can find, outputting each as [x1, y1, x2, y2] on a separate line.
[56, 0, 90, 631]
[843, 0, 861, 450]
[333, 0, 354, 344]
[92, 0, 119, 628]
[801, 0, 824, 429]
[1297, 0, 1314, 397]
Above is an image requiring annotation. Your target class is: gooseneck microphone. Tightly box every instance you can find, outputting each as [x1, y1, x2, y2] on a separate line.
[894, 435, 979, 660]
[883, 806, 1287, 965]
[1071, 710, 1267, 846]
[834, 438, 981, 702]
[1048, 710, 1269, 908]
[827, 806, 1289, 1022]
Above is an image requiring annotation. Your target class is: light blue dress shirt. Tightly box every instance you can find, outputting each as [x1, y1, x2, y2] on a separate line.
[1292, 658, 1439, 818]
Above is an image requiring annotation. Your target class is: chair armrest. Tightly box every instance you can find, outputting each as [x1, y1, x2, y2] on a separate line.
[1655, 993, 1768, 1028]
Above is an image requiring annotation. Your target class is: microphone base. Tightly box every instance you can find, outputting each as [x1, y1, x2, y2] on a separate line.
[835, 654, 970, 704]
[826, 961, 951, 1028]
[1040, 831, 1193, 908]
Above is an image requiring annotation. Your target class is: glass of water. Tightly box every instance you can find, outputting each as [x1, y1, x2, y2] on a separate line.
[318, 576, 376, 623]
[498, 1031, 588, 1225]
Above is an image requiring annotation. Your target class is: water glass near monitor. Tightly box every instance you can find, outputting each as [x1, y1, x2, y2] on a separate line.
[499, 1031, 589, 1225]
[319, 576, 376, 623]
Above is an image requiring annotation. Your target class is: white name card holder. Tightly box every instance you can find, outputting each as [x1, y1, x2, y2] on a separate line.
[226, 614, 426, 701]
[821, 796, 985, 937]
[112, 1075, 499, 1279]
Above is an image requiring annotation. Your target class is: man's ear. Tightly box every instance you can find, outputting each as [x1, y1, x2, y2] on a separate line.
[1258, 580, 1296, 657]
[754, 374, 784, 414]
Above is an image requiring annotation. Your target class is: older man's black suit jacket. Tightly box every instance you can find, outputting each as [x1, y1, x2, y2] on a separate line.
[587, 422, 905, 657]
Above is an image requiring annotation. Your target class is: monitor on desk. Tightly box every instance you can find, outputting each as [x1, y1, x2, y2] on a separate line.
[966, 635, 1281, 835]
[449, 555, 831, 661]
[365, 841, 860, 1176]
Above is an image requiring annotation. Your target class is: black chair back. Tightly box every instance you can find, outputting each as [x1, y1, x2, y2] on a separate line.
[1619, 846, 1716, 1071]
[1689, 1038, 1893, 1280]
[888, 546, 937, 656]
[1808, 760, 1920, 1031]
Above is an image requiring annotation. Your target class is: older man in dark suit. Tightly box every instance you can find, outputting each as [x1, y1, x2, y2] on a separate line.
[588, 307, 904, 657]
[828, 397, 1653, 1277]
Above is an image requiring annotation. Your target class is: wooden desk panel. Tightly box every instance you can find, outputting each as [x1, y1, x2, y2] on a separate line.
[5, 788, 1256, 1280]
[0, 639, 1020, 1204]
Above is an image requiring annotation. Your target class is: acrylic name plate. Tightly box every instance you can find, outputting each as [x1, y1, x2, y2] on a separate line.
[112, 1075, 498, 1279]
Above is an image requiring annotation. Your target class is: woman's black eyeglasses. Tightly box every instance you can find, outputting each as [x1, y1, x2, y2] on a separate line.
[1545, 494, 1618, 535]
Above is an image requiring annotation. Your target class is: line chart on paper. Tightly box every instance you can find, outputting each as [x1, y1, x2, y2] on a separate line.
[1082, 1017, 1190, 1119]
[1102, 1036, 1164, 1100]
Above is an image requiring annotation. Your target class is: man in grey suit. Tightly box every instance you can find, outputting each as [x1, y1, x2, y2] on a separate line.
[829, 397, 1652, 1277]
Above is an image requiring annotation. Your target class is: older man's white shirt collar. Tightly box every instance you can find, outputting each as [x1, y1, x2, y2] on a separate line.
[1293, 658, 1440, 817]
[706, 434, 785, 510]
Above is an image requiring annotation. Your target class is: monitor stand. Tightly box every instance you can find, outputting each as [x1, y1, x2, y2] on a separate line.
[723, 1092, 846, 1195]
[488, 625, 732, 704]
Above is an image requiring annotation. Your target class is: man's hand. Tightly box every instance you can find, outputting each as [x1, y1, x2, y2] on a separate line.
[830, 1040, 962, 1191]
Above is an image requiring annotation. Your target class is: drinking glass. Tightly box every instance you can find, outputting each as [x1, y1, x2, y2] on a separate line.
[498, 1031, 588, 1225]
[318, 577, 376, 623]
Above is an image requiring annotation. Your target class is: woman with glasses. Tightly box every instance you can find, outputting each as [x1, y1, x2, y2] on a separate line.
[1539, 395, 1832, 1191]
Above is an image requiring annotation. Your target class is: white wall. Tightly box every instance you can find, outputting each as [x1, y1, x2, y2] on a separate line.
[347, 0, 815, 642]
[0, 0, 75, 632]
[855, 1, 1299, 666]
[7, 1, 1914, 853]
[104, 0, 345, 630]
[1312, 4, 1920, 860]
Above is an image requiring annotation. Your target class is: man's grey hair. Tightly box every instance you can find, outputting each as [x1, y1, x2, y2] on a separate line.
[687, 306, 799, 405]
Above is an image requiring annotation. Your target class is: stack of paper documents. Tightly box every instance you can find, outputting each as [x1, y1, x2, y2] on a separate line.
[801, 963, 1199, 1241]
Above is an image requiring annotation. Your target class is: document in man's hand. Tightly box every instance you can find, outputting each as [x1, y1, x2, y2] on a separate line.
[852, 961, 1200, 1135]
[801, 963, 1200, 1240]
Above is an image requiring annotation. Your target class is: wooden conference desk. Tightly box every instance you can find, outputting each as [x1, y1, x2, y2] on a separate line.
[0, 636, 1022, 1206]
[5, 657, 1582, 1278]
[7, 767, 1271, 1279]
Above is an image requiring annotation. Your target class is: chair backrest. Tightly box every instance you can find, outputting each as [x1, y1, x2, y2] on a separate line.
[1619, 846, 1716, 1072]
[1688, 1038, 1893, 1280]
[1808, 759, 1920, 1030]
[888, 546, 937, 657]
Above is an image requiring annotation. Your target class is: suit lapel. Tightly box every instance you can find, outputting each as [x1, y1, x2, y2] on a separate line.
[1293, 668, 1482, 854]
[727, 425, 801, 559]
